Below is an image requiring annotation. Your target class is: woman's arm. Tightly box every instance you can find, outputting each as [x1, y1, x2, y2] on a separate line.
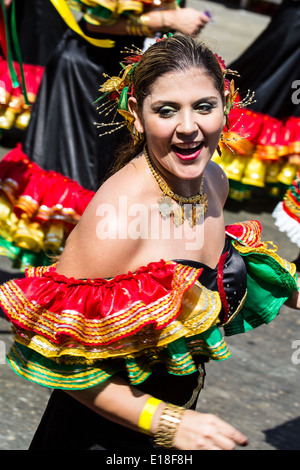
[67, 375, 248, 450]
[85, 8, 210, 37]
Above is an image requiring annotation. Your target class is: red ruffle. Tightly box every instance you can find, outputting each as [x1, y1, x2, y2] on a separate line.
[225, 219, 263, 247]
[0, 144, 94, 225]
[1, 260, 201, 346]
[228, 108, 264, 145]
[228, 108, 300, 158]
[0, 56, 44, 106]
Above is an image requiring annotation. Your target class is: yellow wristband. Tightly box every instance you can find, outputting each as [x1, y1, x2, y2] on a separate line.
[138, 397, 162, 435]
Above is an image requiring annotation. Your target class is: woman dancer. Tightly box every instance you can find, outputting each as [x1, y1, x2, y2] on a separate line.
[1, 34, 299, 450]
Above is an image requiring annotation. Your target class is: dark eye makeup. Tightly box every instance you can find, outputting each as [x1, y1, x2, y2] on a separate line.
[153, 97, 219, 118]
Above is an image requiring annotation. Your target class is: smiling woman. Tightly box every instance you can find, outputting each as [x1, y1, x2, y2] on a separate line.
[1, 34, 300, 451]
[128, 68, 226, 185]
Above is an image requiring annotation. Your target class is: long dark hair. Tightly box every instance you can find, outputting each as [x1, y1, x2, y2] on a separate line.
[113, 34, 225, 172]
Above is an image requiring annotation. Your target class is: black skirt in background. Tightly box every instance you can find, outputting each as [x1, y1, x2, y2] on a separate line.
[7, 0, 68, 66]
[229, 0, 300, 120]
[22, 23, 145, 191]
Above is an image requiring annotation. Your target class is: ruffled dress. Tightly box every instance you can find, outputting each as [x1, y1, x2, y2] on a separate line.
[211, 0, 300, 202]
[273, 170, 300, 248]
[0, 220, 297, 449]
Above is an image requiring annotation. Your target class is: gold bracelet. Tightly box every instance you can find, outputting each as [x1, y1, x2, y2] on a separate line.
[138, 397, 162, 435]
[153, 403, 185, 448]
[139, 14, 154, 36]
[126, 15, 154, 37]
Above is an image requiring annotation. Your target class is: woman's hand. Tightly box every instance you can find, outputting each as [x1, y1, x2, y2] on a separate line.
[163, 8, 210, 36]
[172, 410, 248, 450]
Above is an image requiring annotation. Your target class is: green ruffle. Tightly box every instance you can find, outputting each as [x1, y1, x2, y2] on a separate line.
[7, 341, 120, 390]
[66, 0, 116, 23]
[224, 247, 298, 336]
[6, 328, 232, 390]
[66, 0, 142, 24]
[83, 4, 114, 22]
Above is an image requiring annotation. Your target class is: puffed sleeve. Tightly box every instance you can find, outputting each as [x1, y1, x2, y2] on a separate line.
[224, 220, 298, 335]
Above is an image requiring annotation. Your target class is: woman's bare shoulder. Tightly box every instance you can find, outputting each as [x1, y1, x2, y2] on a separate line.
[56, 158, 148, 278]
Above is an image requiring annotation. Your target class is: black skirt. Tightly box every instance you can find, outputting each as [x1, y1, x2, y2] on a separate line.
[229, 0, 300, 120]
[7, 0, 68, 66]
[22, 23, 145, 191]
[29, 363, 205, 451]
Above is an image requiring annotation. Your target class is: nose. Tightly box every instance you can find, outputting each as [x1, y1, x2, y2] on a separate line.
[176, 110, 199, 136]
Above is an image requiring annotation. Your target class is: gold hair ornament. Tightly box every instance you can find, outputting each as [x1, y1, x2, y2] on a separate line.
[93, 44, 144, 141]
[213, 54, 255, 156]
[144, 145, 208, 228]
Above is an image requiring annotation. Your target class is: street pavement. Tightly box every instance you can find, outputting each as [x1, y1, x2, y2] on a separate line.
[1, 1, 300, 451]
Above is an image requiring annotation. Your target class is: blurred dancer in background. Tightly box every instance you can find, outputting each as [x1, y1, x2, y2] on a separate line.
[0, 0, 210, 269]
[22, 0, 210, 190]
[212, 0, 300, 207]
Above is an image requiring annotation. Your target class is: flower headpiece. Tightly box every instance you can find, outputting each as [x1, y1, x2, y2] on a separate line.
[94, 44, 143, 140]
[94, 36, 254, 142]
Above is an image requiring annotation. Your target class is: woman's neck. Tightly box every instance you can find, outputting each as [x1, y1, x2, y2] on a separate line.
[144, 152, 204, 198]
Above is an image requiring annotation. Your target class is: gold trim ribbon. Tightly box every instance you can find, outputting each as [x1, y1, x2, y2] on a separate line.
[49, 0, 115, 48]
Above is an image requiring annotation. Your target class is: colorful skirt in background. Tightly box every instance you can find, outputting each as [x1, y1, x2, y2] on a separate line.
[211, 0, 300, 202]
[273, 170, 300, 248]
[212, 110, 300, 202]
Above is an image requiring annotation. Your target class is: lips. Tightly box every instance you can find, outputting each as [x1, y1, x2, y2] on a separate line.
[171, 142, 204, 161]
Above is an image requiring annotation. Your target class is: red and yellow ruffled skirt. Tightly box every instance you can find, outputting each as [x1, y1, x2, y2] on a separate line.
[0, 56, 44, 131]
[0, 144, 94, 269]
[212, 108, 300, 201]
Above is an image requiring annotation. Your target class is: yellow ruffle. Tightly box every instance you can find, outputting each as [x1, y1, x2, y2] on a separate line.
[12, 279, 222, 364]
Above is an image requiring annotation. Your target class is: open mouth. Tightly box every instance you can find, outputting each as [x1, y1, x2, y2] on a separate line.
[171, 142, 204, 160]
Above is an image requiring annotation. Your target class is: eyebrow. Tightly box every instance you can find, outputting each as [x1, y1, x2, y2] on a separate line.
[151, 96, 219, 107]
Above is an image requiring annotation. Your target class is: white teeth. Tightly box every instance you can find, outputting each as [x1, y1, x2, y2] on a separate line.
[174, 142, 201, 149]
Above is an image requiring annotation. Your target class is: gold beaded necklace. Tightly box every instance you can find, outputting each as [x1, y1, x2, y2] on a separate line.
[144, 145, 208, 228]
